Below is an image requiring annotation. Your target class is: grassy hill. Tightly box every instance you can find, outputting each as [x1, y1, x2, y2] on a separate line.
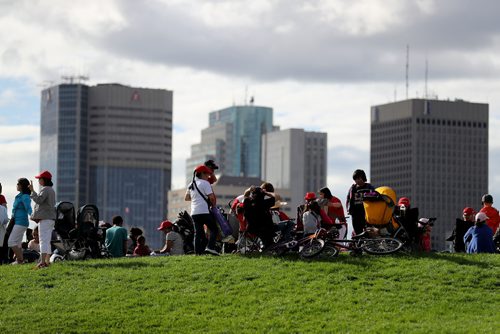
[0, 253, 498, 333]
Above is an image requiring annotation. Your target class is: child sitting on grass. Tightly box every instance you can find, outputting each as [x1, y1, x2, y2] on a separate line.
[133, 235, 152, 256]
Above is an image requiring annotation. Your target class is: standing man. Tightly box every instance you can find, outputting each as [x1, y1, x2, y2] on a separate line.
[346, 169, 375, 236]
[479, 194, 500, 234]
[105, 216, 128, 257]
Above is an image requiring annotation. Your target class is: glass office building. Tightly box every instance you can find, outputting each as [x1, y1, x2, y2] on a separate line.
[187, 105, 274, 181]
[40, 84, 89, 207]
[40, 83, 172, 248]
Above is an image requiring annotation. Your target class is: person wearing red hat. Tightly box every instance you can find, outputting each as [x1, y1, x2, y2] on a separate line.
[394, 197, 419, 247]
[185, 165, 218, 255]
[158, 220, 184, 256]
[446, 207, 475, 252]
[28, 170, 56, 268]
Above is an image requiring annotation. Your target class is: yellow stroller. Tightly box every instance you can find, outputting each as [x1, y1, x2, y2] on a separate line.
[362, 186, 400, 237]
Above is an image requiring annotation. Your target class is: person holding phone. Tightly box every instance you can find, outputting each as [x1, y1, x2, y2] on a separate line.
[29, 170, 56, 268]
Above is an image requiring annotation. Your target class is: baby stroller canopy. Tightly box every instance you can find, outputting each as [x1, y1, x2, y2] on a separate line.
[55, 201, 76, 239]
[363, 186, 397, 227]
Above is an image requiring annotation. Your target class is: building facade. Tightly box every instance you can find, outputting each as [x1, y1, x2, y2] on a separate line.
[40, 83, 173, 248]
[261, 128, 328, 212]
[370, 99, 488, 250]
[186, 105, 274, 182]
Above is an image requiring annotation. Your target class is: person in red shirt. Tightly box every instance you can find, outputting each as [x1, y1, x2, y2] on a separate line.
[318, 187, 347, 239]
[479, 194, 500, 233]
[133, 235, 151, 256]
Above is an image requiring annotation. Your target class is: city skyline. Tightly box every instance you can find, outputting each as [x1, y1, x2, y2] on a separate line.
[1, 1, 500, 220]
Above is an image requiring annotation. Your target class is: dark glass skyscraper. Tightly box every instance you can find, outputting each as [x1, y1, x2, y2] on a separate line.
[186, 105, 274, 182]
[40, 83, 172, 248]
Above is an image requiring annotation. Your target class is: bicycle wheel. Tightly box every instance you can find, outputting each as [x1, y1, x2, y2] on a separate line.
[299, 239, 325, 258]
[362, 238, 403, 255]
[319, 244, 339, 259]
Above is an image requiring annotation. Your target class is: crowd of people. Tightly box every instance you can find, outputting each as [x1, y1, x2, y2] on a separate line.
[0, 163, 498, 268]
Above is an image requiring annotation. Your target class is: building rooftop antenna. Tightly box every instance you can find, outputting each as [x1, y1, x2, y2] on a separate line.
[405, 44, 409, 99]
[61, 75, 89, 84]
[424, 56, 428, 99]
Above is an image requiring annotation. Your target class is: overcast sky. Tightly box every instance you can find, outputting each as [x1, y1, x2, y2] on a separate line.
[1, 0, 499, 213]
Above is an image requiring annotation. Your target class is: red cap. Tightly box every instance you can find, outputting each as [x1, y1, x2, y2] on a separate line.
[157, 220, 173, 230]
[35, 170, 52, 179]
[398, 197, 410, 207]
[304, 192, 317, 201]
[463, 207, 475, 216]
[194, 165, 213, 174]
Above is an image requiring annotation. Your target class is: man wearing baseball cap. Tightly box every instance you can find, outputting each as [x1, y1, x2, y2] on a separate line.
[158, 220, 184, 256]
[447, 207, 475, 252]
[463, 212, 495, 253]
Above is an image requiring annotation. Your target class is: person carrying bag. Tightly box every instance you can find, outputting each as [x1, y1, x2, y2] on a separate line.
[185, 165, 220, 255]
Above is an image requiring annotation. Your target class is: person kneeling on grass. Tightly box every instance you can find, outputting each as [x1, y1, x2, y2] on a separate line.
[158, 220, 184, 256]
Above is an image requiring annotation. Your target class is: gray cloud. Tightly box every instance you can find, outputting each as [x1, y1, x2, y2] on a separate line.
[93, 0, 500, 83]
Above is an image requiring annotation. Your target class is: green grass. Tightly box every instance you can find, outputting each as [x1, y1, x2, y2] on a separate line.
[0, 253, 498, 333]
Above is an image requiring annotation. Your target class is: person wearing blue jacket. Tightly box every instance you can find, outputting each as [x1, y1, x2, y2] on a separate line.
[464, 212, 495, 254]
[8, 178, 33, 264]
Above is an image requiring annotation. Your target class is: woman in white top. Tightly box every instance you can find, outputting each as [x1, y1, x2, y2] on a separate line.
[185, 165, 218, 255]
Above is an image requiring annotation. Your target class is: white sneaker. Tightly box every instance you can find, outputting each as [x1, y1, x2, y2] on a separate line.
[205, 248, 220, 256]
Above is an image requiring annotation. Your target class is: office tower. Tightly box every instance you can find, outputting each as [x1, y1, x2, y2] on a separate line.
[261, 128, 328, 212]
[40, 84, 89, 207]
[186, 105, 274, 182]
[370, 99, 488, 250]
[40, 82, 172, 248]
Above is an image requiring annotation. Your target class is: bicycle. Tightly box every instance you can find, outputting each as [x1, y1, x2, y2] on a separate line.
[315, 226, 404, 258]
[264, 228, 325, 258]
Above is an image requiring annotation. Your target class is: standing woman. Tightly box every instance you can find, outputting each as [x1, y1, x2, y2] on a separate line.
[185, 165, 219, 255]
[8, 178, 32, 264]
[29, 171, 56, 268]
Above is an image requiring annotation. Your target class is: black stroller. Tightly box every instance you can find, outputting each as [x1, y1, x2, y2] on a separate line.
[51, 203, 109, 262]
[175, 211, 195, 254]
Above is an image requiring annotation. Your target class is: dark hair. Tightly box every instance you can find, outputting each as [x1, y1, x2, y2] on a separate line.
[204, 159, 219, 170]
[352, 169, 367, 182]
[0, 182, 2, 194]
[319, 187, 333, 199]
[40, 177, 53, 187]
[18, 178, 30, 194]
[129, 227, 143, 238]
[137, 235, 146, 244]
[112, 215, 124, 225]
[307, 201, 321, 215]
[261, 182, 274, 193]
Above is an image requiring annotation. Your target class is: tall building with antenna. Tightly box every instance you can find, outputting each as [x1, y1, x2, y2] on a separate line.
[370, 98, 488, 250]
[40, 80, 172, 248]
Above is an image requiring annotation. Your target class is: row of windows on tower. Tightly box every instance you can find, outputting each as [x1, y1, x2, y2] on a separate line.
[416, 118, 487, 128]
